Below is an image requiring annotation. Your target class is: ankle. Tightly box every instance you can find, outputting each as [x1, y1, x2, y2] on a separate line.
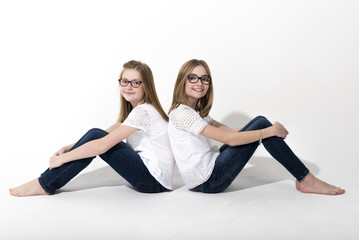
[299, 172, 314, 184]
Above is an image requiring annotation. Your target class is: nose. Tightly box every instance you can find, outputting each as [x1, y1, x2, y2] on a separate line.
[125, 84, 133, 90]
[195, 80, 203, 86]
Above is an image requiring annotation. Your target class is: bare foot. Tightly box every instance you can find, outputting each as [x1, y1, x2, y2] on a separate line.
[9, 178, 49, 197]
[296, 173, 345, 195]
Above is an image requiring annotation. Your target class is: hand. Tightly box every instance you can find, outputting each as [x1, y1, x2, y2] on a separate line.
[49, 155, 65, 170]
[272, 122, 289, 139]
[52, 147, 67, 157]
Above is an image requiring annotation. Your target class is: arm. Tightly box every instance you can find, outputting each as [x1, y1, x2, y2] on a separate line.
[209, 120, 241, 133]
[105, 122, 122, 133]
[52, 143, 76, 157]
[201, 122, 288, 146]
[49, 125, 137, 169]
[52, 122, 122, 157]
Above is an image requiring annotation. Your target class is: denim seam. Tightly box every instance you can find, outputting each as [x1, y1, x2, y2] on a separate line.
[42, 162, 80, 194]
[208, 143, 257, 193]
[265, 137, 308, 181]
[38, 177, 54, 195]
[297, 168, 310, 181]
[221, 142, 258, 178]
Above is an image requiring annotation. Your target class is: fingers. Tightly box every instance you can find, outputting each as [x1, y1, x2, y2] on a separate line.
[52, 152, 60, 157]
[49, 157, 56, 170]
[284, 128, 289, 138]
[274, 122, 289, 139]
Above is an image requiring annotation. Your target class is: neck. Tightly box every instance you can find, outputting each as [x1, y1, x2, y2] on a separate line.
[187, 98, 198, 110]
[130, 99, 144, 108]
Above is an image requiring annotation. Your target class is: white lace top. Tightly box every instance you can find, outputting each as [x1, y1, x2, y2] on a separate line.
[168, 104, 219, 189]
[122, 103, 175, 190]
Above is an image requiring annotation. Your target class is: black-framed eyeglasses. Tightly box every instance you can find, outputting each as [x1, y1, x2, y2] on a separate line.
[187, 75, 211, 85]
[118, 79, 143, 88]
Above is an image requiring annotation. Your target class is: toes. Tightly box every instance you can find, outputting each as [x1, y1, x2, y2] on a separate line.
[9, 189, 16, 196]
[333, 187, 345, 195]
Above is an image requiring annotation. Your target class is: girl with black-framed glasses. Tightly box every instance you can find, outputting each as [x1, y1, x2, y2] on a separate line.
[10, 60, 175, 196]
[167, 59, 344, 195]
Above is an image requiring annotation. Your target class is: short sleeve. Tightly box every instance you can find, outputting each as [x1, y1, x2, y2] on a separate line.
[203, 115, 214, 124]
[122, 104, 151, 130]
[169, 105, 208, 135]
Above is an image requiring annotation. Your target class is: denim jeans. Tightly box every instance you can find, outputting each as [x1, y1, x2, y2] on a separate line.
[38, 128, 167, 194]
[195, 116, 309, 193]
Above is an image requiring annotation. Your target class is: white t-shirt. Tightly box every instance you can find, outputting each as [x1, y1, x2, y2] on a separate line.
[122, 103, 175, 190]
[168, 104, 219, 189]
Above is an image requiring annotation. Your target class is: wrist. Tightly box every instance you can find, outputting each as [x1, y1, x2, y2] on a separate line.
[261, 127, 273, 139]
[61, 153, 70, 164]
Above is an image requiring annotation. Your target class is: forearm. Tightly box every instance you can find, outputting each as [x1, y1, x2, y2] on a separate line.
[50, 124, 137, 170]
[201, 124, 275, 146]
[63, 143, 76, 152]
[227, 127, 273, 146]
[210, 120, 238, 133]
[232, 127, 242, 132]
[61, 139, 106, 164]
[59, 125, 136, 164]
[106, 122, 121, 133]
[62, 123, 118, 154]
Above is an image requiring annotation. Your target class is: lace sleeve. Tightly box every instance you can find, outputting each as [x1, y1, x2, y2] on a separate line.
[122, 104, 151, 130]
[169, 105, 208, 135]
[203, 115, 214, 124]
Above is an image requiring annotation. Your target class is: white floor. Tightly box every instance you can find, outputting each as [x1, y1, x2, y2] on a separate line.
[1, 1, 359, 239]
[2, 153, 358, 240]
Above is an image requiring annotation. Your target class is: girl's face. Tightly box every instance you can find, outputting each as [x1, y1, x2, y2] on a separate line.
[120, 69, 145, 107]
[185, 65, 210, 108]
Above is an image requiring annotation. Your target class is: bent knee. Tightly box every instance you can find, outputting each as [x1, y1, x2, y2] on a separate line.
[254, 115, 267, 121]
[85, 128, 108, 139]
[254, 115, 272, 127]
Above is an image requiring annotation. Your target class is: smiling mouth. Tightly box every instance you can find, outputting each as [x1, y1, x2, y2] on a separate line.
[192, 88, 204, 92]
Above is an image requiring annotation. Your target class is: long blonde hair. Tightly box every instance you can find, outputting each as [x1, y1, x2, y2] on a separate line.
[169, 59, 213, 117]
[118, 60, 168, 122]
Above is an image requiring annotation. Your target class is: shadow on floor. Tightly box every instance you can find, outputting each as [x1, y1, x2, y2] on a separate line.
[59, 166, 132, 193]
[224, 156, 319, 192]
[60, 112, 318, 193]
[59, 164, 185, 193]
[59, 157, 318, 193]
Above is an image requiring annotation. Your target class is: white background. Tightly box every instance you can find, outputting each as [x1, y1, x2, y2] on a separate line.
[1, 0, 359, 239]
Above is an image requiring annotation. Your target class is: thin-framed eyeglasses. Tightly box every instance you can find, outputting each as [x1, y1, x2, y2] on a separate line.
[187, 75, 211, 85]
[118, 79, 143, 88]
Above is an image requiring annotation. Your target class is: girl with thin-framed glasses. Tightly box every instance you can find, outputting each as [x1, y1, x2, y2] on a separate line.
[10, 60, 174, 196]
[168, 59, 344, 195]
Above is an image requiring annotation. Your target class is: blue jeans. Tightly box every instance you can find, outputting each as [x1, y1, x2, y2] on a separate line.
[195, 116, 309, 193]
[38, 128, 167, 194]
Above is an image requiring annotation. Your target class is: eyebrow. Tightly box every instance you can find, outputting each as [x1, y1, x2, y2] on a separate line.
[189, 74, 210, 78]
[121, 78, 142, 81]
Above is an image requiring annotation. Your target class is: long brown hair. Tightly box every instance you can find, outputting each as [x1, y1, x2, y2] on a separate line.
[117, 60, 168, 122]
[169, 59, 213, 117]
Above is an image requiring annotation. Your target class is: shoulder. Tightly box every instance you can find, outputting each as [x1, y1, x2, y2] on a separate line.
[169, 104, 207, 133]
[170, 104, 197, 117]
[129, 103, 153, 117]
[169, 104, 199, 122]
[123, 103, 153, 130]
